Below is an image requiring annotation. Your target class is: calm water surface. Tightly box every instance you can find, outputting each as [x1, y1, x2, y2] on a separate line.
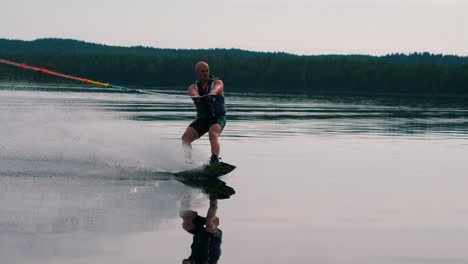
[1, 83, 468, 264]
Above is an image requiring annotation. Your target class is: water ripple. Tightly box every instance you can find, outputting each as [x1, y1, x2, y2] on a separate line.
[1, 83, 468, 138]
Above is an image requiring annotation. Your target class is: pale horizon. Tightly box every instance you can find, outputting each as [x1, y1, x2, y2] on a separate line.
[2, 0, 468, 56]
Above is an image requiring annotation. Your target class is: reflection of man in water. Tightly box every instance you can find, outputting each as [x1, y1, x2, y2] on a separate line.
[180, 199, 222, 264]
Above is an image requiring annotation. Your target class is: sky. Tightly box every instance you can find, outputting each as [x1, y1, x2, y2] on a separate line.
[1, 0, 467, 55]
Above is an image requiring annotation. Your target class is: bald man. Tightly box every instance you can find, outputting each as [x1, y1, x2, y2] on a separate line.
[182, 62, 226, 164]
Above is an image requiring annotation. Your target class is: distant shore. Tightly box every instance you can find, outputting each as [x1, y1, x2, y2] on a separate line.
[1, 38, 468, 97]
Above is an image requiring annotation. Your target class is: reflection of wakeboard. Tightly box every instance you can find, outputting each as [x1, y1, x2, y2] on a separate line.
[174, 162, 236, 178]
[176, 177, 236, 199]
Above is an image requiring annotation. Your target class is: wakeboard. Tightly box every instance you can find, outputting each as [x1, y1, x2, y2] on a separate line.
[173, 161, 236, 178]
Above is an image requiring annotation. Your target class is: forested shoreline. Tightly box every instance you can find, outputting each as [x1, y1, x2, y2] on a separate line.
[1, 38, 467, 96]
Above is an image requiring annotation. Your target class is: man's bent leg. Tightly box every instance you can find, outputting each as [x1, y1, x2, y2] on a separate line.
[208, 124, 222, 157]
[181, 126, 199, 162]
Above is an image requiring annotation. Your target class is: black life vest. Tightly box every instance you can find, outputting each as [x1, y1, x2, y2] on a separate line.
[193, 77, 226, 119]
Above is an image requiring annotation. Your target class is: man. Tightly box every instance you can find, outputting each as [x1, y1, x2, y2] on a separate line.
[182, 61, 226, 164]
[180, 199, 222, 264]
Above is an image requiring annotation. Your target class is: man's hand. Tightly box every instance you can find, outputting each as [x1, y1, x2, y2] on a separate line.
[191, 93, 216, 103]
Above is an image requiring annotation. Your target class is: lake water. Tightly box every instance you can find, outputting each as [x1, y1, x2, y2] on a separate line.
[1, 83, 468, 264]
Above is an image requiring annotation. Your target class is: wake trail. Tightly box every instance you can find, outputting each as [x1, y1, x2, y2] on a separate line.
[0, 95, 200, 180]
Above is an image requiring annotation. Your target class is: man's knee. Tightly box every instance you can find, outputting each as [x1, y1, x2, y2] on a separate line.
[182, 129, 198, 144]
[209, 125, 222, 141]
[181, 133, 190, 144]
[209, 131, 219, 141]
[206, 216, 219, 233]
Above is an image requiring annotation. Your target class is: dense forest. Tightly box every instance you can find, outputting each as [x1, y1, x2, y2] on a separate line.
[1, 38, 467, 96]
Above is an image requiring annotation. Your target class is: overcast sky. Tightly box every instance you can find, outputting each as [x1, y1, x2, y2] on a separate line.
[1, 0, 467, 55]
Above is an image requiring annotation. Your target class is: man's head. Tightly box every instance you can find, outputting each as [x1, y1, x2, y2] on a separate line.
[180, 210, 197, 232]
[195, 61, 210, 81]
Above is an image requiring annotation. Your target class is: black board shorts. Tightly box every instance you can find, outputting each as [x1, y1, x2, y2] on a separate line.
[189, 116, 227, 137]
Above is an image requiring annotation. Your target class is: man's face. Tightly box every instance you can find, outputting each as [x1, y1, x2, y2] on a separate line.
[196, 64, 210, 81]
[180, 210, 197, 231]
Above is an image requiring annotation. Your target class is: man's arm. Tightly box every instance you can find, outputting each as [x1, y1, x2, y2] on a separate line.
[205, 200, 219, 233]
[209, 80, 224, 95]
[188, 84, 199, 97]
[190, 80, 223, 99]
[206, 200, 218, 219]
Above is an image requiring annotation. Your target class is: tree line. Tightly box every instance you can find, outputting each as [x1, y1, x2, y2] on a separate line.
[1, 38, 467, 96]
